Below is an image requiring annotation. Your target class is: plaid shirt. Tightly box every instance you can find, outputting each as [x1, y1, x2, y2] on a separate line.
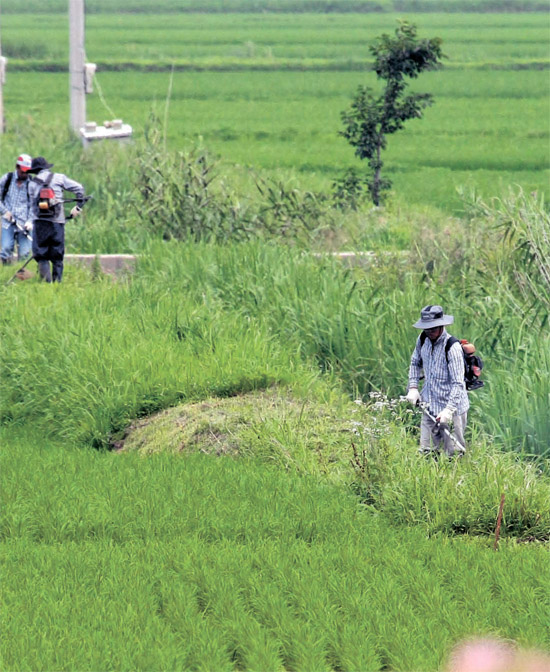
[408, 328, 469, 416]
[0, 172, 31, 225]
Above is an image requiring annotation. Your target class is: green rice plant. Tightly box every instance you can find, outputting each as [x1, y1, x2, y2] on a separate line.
[3, 12, 549, 69]
[1, 11, 548, 216]
[5, 0, 548, 14]
[2, 431, 549, 671]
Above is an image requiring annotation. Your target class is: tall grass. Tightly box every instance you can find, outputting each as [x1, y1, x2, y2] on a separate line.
[0, 10, 548, 670]
[2, 228, 549, 668]
[348, 394, 549, 537]
[0, 266, 325, 447]
[1, 191, 549, 458]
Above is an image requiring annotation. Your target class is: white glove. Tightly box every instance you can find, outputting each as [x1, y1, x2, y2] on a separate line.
[24, 220, 33, 232]
[70, 205, 82, 218]
[406, 388, 420, 405]
[4, 211, 14, 223]
[437, 407, 454, 425]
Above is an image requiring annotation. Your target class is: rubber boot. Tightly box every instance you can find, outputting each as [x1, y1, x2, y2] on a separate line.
[38, 260, 52, 282]
[52, 259, 64, 283]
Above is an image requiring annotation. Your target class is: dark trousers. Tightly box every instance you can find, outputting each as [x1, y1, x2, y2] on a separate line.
[32, 219, 65, 282]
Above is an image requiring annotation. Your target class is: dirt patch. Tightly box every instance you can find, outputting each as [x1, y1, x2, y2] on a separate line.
[15, 268, 34, 281]
[188, 429, 238, 456]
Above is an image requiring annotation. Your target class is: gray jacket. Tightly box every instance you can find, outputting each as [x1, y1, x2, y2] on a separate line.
[29, 170, 85, 224]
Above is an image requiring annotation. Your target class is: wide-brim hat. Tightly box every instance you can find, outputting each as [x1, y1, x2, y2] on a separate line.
[413, 305, 454, 329]
[29, 156, 54, 173]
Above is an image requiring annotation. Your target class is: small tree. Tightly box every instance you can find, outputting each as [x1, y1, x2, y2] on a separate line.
[340, 21, 444, 206]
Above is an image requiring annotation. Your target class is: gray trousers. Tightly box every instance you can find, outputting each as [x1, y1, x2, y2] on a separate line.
[420, 411, 467, 457]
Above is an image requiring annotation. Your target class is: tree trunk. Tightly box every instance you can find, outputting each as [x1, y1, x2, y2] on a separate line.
[373, 140, 382, 206]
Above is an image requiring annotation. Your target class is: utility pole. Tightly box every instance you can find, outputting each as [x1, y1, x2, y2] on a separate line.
[69, 0, 85, 134]
[67, 0, 132, 145]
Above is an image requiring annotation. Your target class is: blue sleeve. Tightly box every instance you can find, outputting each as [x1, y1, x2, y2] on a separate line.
[0, 173, 9, 213]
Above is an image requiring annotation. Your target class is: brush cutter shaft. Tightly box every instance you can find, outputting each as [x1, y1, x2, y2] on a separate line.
[397, 396, 466, 455]
[14, 219, 33, 242]
[417, 401, 466, 454]
[5, 254, 34, 286]
[58, 195, 93, 204]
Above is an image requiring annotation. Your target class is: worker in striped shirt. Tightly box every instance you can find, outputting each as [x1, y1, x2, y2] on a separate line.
[0, 154, 33, 265]
[406, 305, 469, 457]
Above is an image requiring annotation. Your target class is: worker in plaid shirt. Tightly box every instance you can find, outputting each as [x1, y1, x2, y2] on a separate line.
[405, 305, 469, 457]
[0, 154, 33, 264]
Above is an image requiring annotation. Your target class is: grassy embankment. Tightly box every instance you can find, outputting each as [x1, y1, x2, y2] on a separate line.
[1, 187, 549, 457]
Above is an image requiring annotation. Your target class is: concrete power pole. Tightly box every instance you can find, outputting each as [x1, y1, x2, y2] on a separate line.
[69, 0, 85, 134]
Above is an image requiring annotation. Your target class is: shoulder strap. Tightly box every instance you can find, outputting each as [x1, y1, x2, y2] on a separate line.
[445, 336, 459, 362]
[2, 172, 13, 201]
[33, 171, 54, 188]
[417, 331, 427, 368]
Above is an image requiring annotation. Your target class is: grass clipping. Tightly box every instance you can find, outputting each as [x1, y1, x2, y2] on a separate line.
[115, 389, 354, 482]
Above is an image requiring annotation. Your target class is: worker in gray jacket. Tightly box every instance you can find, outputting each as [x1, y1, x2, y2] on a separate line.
[28, 156, 86, 282]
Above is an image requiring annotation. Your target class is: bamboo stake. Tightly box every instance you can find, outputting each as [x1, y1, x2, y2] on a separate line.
[493, 493, 505, 550]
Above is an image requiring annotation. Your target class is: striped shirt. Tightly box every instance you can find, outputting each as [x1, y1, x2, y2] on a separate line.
[0, 172, 31, 225]
[408, 329, 469, 416]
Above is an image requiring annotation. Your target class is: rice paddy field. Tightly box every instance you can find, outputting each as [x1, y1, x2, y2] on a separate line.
[1, 7, 549, 212]
[1, 2, 549, 671]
